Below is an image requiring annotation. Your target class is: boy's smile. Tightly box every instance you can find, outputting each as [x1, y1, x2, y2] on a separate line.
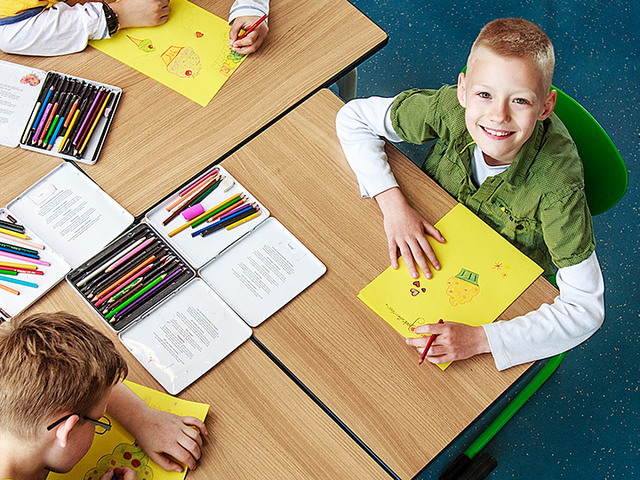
[457, 48, 556, 165]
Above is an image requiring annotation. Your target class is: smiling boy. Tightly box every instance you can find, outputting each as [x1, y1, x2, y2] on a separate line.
[336, 18, 604, 370]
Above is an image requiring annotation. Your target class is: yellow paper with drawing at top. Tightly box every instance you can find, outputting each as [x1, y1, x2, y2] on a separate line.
[90, 0, 246, 106]
[357, 203, 543, 370]
[48, 379, 210, 480]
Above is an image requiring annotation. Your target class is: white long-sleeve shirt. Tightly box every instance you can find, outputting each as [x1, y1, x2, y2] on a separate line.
[0, 0, 269, 56]
[336, 95, 605, 370]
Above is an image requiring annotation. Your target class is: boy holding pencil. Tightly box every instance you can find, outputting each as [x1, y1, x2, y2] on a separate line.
[0, 311, 207, 480]
[336, 18, 605, 370]
[0, 0, 269, 56]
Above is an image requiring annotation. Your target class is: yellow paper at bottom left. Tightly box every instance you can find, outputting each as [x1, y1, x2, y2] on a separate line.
[48, 380, 209, 480]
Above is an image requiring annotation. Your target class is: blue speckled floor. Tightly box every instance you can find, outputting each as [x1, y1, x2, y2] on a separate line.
[345, 1, 639, 478]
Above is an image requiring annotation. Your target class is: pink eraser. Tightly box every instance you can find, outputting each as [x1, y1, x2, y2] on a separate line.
[181, 204, 205, 221]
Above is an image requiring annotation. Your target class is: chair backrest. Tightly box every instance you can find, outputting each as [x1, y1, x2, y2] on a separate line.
[552, 88, 628, 215]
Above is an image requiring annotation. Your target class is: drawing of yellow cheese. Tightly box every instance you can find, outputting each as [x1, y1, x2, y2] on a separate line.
[445, 268, 480, 306]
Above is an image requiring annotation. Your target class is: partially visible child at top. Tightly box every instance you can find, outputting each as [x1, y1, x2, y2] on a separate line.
[336, 18, 605, 371]
[0, 0, 268, 56]
[0, 312, 208, 480]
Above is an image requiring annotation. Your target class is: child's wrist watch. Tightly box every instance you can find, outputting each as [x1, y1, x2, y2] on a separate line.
[102, 2, 119, 36]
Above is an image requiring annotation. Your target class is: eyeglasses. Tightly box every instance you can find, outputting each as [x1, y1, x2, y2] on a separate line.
[46, 414, 112, 435]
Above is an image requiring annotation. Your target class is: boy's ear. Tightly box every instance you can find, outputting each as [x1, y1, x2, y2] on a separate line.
[538, 89, 557, 120]
[457, 72, 467, 107]
[54, 414, 79, 448]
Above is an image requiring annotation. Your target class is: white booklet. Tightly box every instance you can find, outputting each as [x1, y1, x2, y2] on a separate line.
[119, 278, 252, 394]
[200, 217, 327, 327]
[2, 163, 133, 318]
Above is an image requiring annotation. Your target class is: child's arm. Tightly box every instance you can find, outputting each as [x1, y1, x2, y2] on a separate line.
[0, 0, 169, 57]
[107, 381, 208, 472]
[407, 252, 604, 369]
[228, 0, 269, 54]
[110, 0, 170, 29]
[336, 96, 445, 279]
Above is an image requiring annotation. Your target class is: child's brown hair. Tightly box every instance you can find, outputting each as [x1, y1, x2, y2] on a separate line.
[0, 312, 128, 439]
[469, 18, 555, 92]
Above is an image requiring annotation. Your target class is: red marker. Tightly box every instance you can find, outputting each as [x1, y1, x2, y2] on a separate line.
[418, 319, 444, 365]
[236, 14, 267, 40]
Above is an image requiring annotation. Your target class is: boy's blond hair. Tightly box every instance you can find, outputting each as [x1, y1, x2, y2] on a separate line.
[469, 18, 555, 92]
[0, 312, 128, 439]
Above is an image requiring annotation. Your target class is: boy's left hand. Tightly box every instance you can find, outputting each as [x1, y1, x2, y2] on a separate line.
[134, 409, 208, 472]
[229, 16, 269, 54]
[406, 321, 491, 363]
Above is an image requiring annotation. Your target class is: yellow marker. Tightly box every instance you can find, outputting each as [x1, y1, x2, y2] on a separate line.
[0, 262, 38, 270]
[77, 92, 112, 156]
[0, 227, 28, 239]
[226, 211, 260, 230]
[58, 109, 80, 153]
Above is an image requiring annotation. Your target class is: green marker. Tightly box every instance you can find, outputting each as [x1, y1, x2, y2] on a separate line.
[105, 274, 165, 320]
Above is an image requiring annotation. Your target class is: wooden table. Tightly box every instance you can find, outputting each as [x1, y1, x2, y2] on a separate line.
[215, 89, 560, 479]
[0, 0, 387, 216]
[20, 280, 392, 480]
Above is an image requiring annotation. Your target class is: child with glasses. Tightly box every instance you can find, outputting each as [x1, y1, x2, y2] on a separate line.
[0, 311, 208, 480]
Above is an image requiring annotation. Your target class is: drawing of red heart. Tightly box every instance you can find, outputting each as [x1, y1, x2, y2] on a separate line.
[413, 281, 420, 287]
[195, 31, 204, 38]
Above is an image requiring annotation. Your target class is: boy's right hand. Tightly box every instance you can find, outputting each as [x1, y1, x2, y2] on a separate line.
[375, 187, 445, 279]
[101, 467, 137, 480]
[109, 0, 171, 30]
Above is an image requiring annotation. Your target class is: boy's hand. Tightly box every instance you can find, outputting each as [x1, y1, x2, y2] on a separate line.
[375, 187, 445, 279]
[107, 382, 208, 473]
[101, 467, 136, 480]
[134, 409, 208, 472]
[109, 0, 171, 30]
[229, 16, 269, 54]
[406, 321, 491, 363]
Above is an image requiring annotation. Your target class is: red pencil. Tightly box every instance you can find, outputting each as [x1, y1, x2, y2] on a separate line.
[236, 14, 267, 40]
[418, 319, 444, 365]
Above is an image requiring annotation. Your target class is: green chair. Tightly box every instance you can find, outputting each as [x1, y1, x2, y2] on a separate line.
[439, 87, 628, 480]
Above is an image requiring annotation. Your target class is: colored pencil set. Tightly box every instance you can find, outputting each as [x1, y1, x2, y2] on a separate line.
[0, 215, 48, 301]
[68, 224, 193, 330]
[163, 169, 262, 239]
[20, 72, 120, 161]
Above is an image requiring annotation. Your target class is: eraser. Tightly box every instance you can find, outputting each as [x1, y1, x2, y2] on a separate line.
[181, 204, 205, 221]
[220, 177, 235, 192]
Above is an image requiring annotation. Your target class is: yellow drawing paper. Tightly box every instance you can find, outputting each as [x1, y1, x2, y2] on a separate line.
[49, 380, 210, 480]
[90, 0, 246, 106]
[358, 204, 543, 369]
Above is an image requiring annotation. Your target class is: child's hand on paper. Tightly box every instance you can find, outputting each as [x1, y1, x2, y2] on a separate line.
[107, 382, 208, 472]
[375, 187, 445, 279]
[100, 467, 136, 480]
[406, 321, 491, 363]
[110, 0, 171, 30]
[229, 16, 269, 54]
[133, 409, 208, 472]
